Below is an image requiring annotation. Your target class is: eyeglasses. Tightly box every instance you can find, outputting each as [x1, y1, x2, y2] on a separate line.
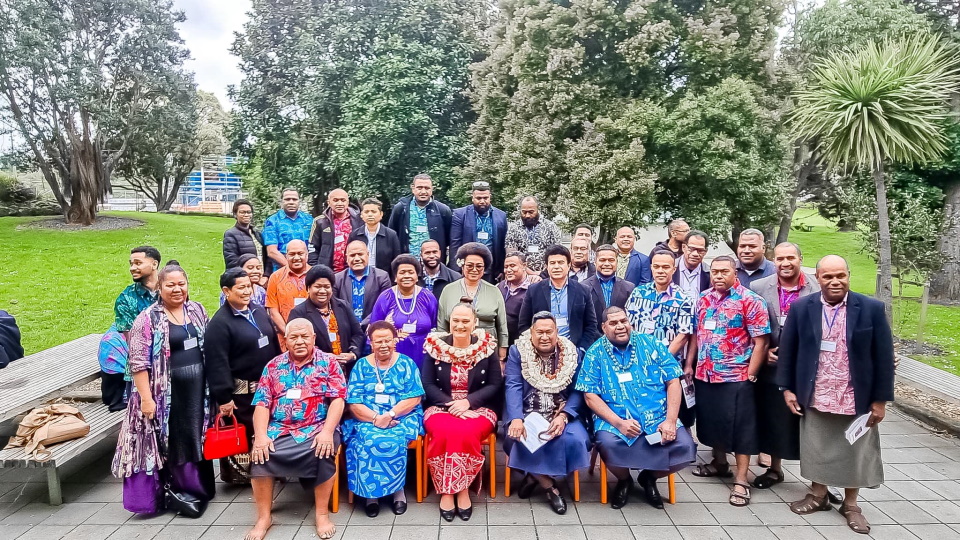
[463, 263, 485, 271]
[686, 247, 707, 255]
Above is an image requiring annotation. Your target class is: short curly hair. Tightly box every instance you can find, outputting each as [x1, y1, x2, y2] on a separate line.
[305, 265, 337, 289]
[391, 254, 422, 278]
[456, 242, 493, 270]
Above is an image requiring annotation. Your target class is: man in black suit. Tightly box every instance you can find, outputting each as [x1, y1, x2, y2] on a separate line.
[672, 230, 711, 300]
[348, 198, 401, 276]
[449, 181, 508, 280]
[583, 244, 634, 335]
[518, 245, 601, 351]
[776, 255, 894, 535]
[333, 240, 392, 327]
[387, 173, 453, 264]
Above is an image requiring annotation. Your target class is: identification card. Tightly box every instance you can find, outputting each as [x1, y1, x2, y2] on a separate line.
[328, 332, 338, 343]
[183, 337, 198, 350]
[477, 231, 489, 240]
[645, 431, 663, 445]
[258, 335, 270, 348]
[334, 235, 345, 244]
[617, 372, 633, 383]
[704, 319, 717, 330]
[294, 297, 306, 306]
[402, 323, 417, 334]
[375, 394, 390, 404]
[285, 388, 302, 399]
[820, 340, 837, 352]
[416, 225, 428, 233]
[555, 317, 568, 327]
[778, 316, 786, 326]
[527, 245, 540, 253]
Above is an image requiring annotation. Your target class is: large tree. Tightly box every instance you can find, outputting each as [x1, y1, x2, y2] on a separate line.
[115, 90, 231, 211]
[462, 0, 789, 238]
[0, 0, 192, 224]
[231, 0, 487, 210]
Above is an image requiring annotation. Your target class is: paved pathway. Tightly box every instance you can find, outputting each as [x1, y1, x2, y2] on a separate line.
[2, 409, 960, 540]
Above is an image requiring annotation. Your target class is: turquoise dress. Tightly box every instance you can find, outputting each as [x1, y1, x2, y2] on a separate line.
[343, 353, 425, 498]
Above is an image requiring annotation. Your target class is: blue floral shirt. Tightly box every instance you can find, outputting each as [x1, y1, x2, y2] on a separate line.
[114, 282, 157, 333]
[625, 283, 695, 350]
[576, 332, 682, 444]
[262, 210, 313, 268]
[408, 200, 430, 257]
[349, 267, 370, 321]
[475, 211, 494, 249]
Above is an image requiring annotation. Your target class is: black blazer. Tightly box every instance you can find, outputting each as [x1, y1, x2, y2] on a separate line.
[421, 335, 503, 411]
[518, 279, 601, 350]
[288, 297, 364, 359]
[308, 208, 364, 267]
[582, 275, 635, 333]
[333, 267, 392, 325]
[347, 225, 402, 276]
[449, 205, 508, 278]
[775, 292, 895, 416]
[388, 195, 453, 264]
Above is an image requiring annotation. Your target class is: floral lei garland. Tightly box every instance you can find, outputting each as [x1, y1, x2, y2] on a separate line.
[424, 329, 497, 366]
[516, 330, 579, 394]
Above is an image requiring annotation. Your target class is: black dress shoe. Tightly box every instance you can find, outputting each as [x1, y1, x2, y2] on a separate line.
[392, 501, 407, 515]
[546, 487, 567, 515]
[457, 505, 473, 521]
[365, 501, 380, 518]
[611, 477, 633, 509]
[440, 506, 456, 522]
[639, 471, 663, 509]
[517, 474, 538, 499]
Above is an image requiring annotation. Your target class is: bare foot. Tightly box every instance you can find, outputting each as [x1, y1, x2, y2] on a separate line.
[244, 517, 273, 540]
[315, 513, 336, 539]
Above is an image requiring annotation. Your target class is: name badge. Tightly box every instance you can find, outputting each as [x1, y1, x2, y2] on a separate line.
[477, 231, 489, 240]
[416, 226, 428, 233]
[285, 388, 302, 399]
[645, 431, 663, 445]
[704, 319, 717, 330]
[778, 316, 786, 326]
[375, 394, 390, 404]
[258, 335, 270, 348]
[555, 316, 568, 327]
[334, 235, 345, 244]
[328, 332, 338, 343]
[184, 337, 198, 350]
[617, 372, 633, 383]
[402, 322, 417, 334]
[294, 297, 306, 306]
[820, 340, 837, 352]
[527, 245, 540, 253]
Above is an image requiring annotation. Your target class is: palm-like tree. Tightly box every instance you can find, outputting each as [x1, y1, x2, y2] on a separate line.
[790, 35, 960, 320]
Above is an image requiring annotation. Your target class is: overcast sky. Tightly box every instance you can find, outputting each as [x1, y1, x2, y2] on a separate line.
[173, 0, 252, 109]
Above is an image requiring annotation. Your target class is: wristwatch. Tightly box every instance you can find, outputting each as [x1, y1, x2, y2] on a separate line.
[387, 410, 396, 419]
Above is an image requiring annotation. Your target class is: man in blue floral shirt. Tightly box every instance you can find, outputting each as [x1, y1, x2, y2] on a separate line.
[577, 307, 696, 510]
[625, 250, 695, 356]
[262, 188, 313, 275]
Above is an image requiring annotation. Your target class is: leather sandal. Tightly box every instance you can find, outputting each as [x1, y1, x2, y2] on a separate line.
[839, 504, 871, 534]
[691, 462, 733, 478]
[729, 482, 751, 507]
[789, 493, 832, 515]
[751, 468, 784, 489]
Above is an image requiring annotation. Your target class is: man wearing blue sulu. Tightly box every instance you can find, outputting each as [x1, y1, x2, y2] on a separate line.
[504, 312, 591, 515]
[577, 306, 696, 510]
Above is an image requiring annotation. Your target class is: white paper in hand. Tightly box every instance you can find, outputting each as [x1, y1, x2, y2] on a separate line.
[680, 375, 696, 408]
[845, 413, 872, 445]
[520, 412, 552, 454]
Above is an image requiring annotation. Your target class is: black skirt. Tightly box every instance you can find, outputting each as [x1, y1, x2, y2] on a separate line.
[755, 380, 800, 460]
[250, 433, 340, 487]
[168, 362, 207, 465]
[694, 380, 758, 456]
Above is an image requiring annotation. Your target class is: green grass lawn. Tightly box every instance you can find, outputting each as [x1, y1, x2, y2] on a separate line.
[789, 209, 960, 374]
[0, 212, 232, 354]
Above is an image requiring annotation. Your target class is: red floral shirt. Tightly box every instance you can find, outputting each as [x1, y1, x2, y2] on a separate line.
[332, 216, 353, 273]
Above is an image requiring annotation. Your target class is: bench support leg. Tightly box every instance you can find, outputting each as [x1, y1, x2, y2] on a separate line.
[47, 468, 62, 505]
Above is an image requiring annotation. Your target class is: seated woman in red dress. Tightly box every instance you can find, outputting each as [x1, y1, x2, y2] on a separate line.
[422, 303, 502, 522]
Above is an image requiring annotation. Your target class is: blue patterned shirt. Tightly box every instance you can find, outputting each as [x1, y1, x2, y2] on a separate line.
[349, 267, 370, 321]
[576, 332, 683, 443]
[114, 282, 158, 333]
[550, 282, 570, 338]
[262, 210, 312, 253]
[475, 211, 494, 249]
[625, 283, 695, 350]
[408, 200, 430, 256]
[598, 274, 616, 307]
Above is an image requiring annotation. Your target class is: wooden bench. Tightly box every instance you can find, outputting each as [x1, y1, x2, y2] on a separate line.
[0, 400, 123, 505]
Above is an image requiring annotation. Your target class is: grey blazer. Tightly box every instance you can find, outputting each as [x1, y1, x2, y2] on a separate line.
[750, 272, 820, 349]
[333, 266, 392, 325]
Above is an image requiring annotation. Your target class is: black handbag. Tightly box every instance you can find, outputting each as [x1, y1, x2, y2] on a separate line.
[164, 484, 207, 518]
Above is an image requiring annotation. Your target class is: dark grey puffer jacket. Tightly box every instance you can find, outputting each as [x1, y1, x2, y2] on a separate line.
[223, 224, 264, 269]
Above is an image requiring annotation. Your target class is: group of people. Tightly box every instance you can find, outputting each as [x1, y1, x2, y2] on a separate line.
[104, 174, 895, 538]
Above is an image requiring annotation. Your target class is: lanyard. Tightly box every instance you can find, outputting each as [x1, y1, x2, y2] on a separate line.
[823, 305, 842, 334]
[238, 309, 264, 337]
[551, 283, 567, 314]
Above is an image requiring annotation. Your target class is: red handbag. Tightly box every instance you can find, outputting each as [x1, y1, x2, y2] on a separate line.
[203, 414, 249, 460]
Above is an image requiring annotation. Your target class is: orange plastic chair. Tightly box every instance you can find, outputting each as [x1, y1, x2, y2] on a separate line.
[331, 446, 341, 513]
[504, 456, 580, 501]
[346, 436, 425, 504]
[422, 432, 497, 499]
[596, 455, 676, 505]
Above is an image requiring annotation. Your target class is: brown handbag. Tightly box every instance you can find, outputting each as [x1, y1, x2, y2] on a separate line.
[3, 403, 91, 461]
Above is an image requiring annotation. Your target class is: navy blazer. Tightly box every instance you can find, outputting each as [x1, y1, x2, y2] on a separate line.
[582, 275, 635, 334]
[503, 342, 585, 423]
[333, 267, 392, 326]
[517, 279, 601, 351]
[347, 225, 402, 276]
[288, 297, 364, 360]
[449, 205, 508, 278]
[388, 195, 453, 265]
[623, 250, 652, 285]
[775, 292, 895, 416]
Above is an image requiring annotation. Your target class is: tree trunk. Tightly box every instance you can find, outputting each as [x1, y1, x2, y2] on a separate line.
[776, 145, 820, 245]
[65, 138, 107, 225]
[930, 181, 960, 302]
[873, 163, 894, 322]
